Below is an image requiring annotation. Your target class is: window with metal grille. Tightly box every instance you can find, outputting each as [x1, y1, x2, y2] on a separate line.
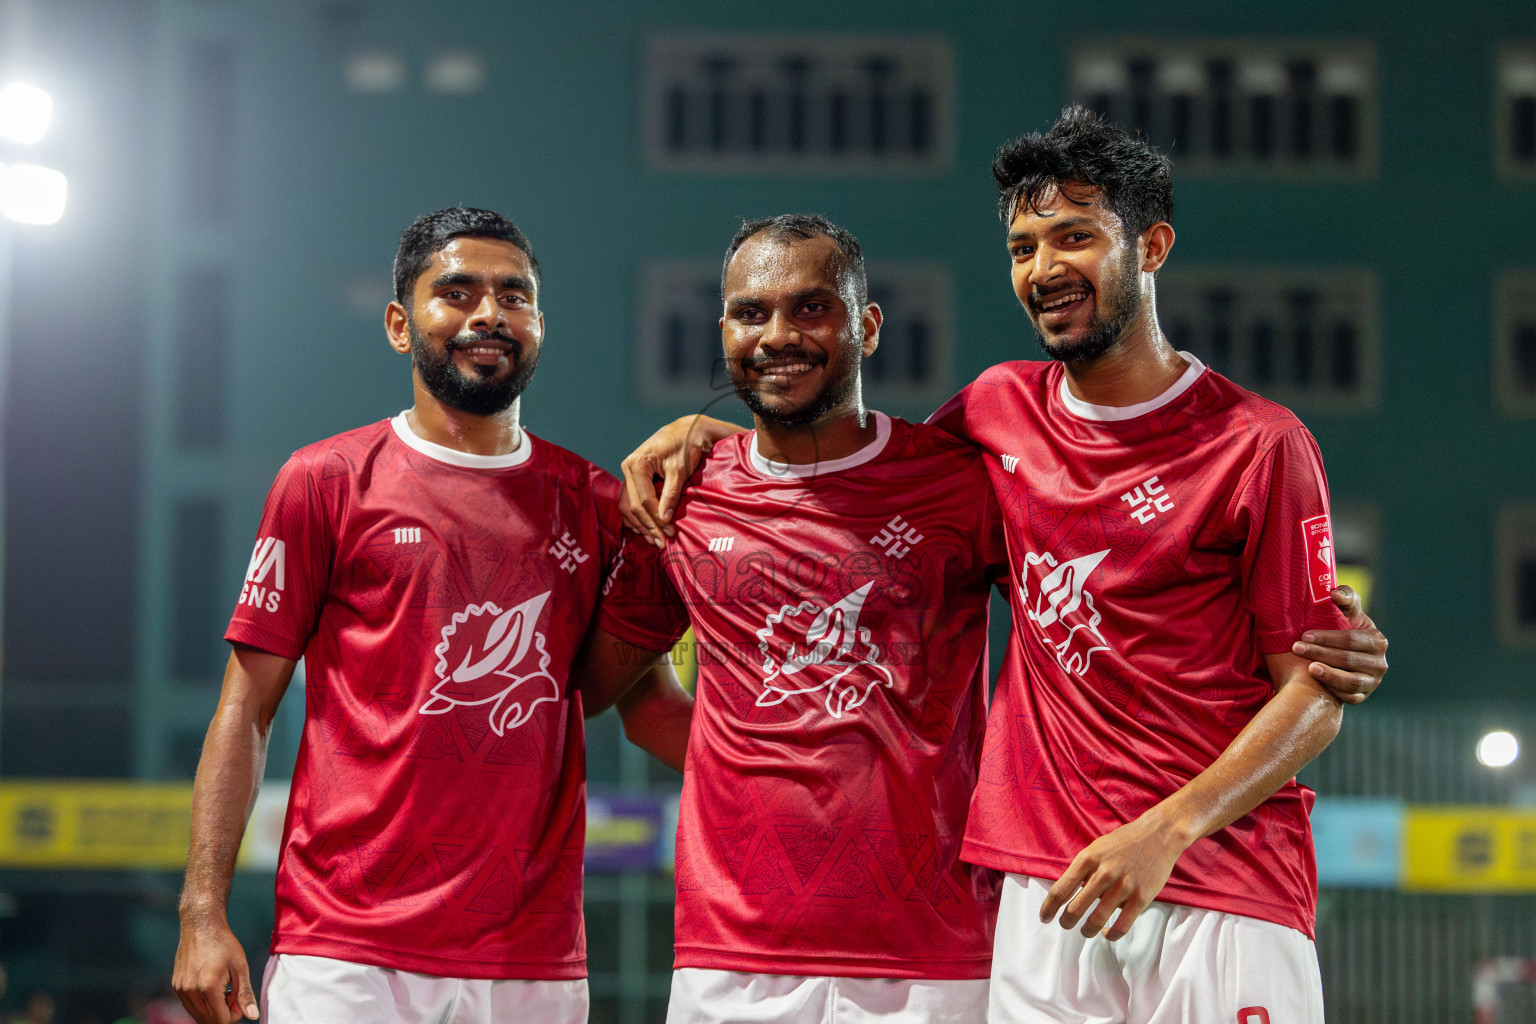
[1157, 269, 1377, 409]
[1071, 41, 1374, 176]
[642, 35, 953, 173]
[1496, 272, 1536, 417]
[1498, 506, 1536, 648]
[1500, 46, 1536, 177]
[636, 261, 951, 406]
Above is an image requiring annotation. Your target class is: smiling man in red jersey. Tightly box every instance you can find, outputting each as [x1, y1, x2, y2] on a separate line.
[924, 106, 1359, 1024]
[575, 215, 1009, 1024]
[173, 208, 673, 1024]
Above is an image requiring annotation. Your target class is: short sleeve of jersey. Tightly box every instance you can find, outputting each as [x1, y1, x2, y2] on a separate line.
[225, 455, 335, 660]
[597, 533, 690, 654]
[1233, 426, 1351, 653]
[980, 484, 1009, 584]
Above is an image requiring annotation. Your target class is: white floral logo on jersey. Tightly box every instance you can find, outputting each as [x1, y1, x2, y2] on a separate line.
[755, 582, 893, 719]
[419, 591, 558, 735]
[1022, 549, 1113, 677]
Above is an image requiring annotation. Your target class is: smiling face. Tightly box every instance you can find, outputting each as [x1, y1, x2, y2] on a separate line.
[1007, 182, 1147, 364]
[386, 236, 544, 415]
[721, 233, 880, 428]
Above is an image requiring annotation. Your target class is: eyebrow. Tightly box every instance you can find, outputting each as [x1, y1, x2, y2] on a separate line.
[726, 287, 840, 309]
[1008, 215, 1095, 243]
[430, 271, 537, 294]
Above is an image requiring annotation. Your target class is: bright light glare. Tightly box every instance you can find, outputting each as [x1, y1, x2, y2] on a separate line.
[0, 164, 67, 224]
[0, 83, 53, 143]
[1478, 730, 1520, 768]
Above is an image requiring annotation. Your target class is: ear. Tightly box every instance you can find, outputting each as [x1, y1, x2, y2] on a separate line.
[1139, 222, 1175, 273]
[385, 301, 412, 355]
[860, 302, 883, 358]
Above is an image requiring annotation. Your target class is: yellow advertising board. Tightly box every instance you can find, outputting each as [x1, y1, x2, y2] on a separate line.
[1403, 807, 1536, 892]
[0, 781, 193, 870]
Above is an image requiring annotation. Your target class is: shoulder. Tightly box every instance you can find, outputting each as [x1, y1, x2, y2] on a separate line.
[1192, 371, 1310, 455]
[955, 359, 1055, 416]
[281, 419, 395, 482]
[528, 432, 621, 504]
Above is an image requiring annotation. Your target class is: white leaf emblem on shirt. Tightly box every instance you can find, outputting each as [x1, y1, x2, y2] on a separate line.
[420, 591, 558, 735]
[755, 583, 894, 719]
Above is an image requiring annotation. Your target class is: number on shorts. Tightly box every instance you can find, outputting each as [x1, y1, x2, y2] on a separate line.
[1237, 1009, 1271, 1024]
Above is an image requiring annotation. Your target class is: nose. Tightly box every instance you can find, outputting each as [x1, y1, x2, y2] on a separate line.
[758, 309, 801, 351]
[1028, 243, 1066, 290]
[467, 292, 506, 334]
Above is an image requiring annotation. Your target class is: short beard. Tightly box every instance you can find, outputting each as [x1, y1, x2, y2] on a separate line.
[729, 345, 857, 428]
[1032, 248, 1142, 364]
[410, 321, 538, 416]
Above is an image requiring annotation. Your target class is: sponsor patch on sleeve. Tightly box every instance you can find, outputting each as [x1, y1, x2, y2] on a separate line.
[1301, 514, 1337, 604]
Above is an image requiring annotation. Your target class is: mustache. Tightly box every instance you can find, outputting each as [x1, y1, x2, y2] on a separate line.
[737, 347, 826, 371]
[446, 330, 520, 352]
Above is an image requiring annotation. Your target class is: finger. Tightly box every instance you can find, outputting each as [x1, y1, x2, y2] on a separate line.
[1103, 891, 1156, 941]
[655, 472, 683, 537]
[235, 965, 260, 1020]
[1328, 585, 1360, 619]
[1290, 641, 1383, 672]
[1309, 664, 1376, 703]
[1059, 872, 1116, 931]
[1296, 628, 1385, 654]
[1077, 883, 1128, 938]
[175, 987, 211, 1024]
[1039, 860, 1092, 923]
[621, 465, 668, 547]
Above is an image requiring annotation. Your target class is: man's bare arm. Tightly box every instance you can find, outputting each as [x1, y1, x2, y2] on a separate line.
[619, 414, 746, 544]
[173, 644, 296, 1024]
[616, 665, 694, 772]
[572, 625, 692, 770]
[1039, 651, 1342, 941]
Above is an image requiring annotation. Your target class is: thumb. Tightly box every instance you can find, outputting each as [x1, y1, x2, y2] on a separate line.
[237, 971, 259, 1020]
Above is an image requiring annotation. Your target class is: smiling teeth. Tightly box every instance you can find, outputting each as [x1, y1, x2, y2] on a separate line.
[1040, 292, 1087, 311]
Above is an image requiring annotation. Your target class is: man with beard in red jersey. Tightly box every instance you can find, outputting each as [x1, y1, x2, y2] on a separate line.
[575, 214, 1007, 1024]
[173, 208, 673, 1024]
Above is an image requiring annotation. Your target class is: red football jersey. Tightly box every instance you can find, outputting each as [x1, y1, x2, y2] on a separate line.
[225, 415, 622, 979]
[599, 413, 1006, 979]
[929, 356, 1350, 938]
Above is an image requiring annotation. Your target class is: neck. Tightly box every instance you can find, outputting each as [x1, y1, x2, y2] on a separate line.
[1060, 307, 1188, 408]
[406, 377, 523, 456]
[754, 402, 877, 466]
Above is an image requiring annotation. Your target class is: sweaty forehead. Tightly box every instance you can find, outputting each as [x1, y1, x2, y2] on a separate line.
[725, 235, 846, 298]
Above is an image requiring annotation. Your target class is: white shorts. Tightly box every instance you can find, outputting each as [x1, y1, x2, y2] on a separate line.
[261, 953, 589, 1024]
[667, 968, 990, 1024]
[988, 874, 1322, 1024]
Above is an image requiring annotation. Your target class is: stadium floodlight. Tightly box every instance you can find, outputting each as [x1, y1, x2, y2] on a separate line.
[1477, 730, 1520, 769]
[0, 163, 67, 224]
[0, 83, 53, 144]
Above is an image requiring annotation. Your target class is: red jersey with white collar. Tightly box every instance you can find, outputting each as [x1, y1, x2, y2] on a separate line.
[226, 414, 622, 979]
[930, 356, 1349, 937]
[599, 413, 1006, 979]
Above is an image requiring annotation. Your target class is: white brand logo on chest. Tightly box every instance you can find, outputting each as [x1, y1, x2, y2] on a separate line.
[708, 536, 735, 553]
[549, 530, 590, 574]
[869, 515, 924, 560]
[392, 526, 422, 544]
[1120, 475, 1175, 524]
[1001, 454, 1020, 474]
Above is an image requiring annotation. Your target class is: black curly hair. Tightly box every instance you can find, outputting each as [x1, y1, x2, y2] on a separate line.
[993, 105, 1173, 240]
[393, 207, 540, 304]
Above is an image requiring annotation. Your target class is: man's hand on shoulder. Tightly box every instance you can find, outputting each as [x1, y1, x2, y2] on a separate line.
[173, 908, 259, 1023]
[1292, 585, 1388, 705]
[620, 415, 746, 545]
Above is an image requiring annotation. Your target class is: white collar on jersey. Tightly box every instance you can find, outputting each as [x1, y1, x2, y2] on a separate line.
[390, 411, 535, 469]
[1057, 351, 1207, 422]
[746, 410, 892, 480]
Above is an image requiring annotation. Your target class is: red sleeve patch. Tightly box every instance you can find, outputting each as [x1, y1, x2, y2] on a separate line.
[1300, 513, 1336, 604]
